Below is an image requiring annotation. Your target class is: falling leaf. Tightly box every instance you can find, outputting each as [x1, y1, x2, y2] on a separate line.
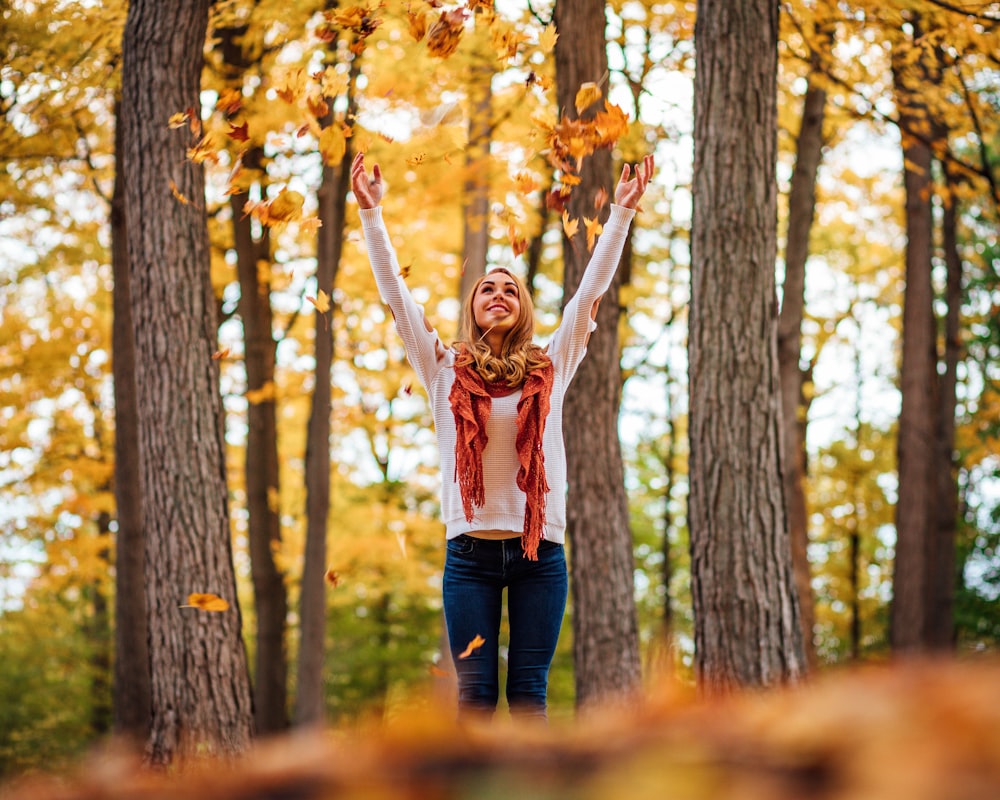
[538, 22, 558, 53]
[267, 486, 280, 514]
[514, 171, 539, 195]
[319, 124, 347, 166]
[584, 216, 603, 252]
[299, 217, 323, 235]
[216, 88, 243, 115]
[212, 347, 230, 360]
[186, 134, 219, 165]
[319, 66, 350, 98]
[246, 381, 276, 405]
[307, 95, 330, 120]
[396, 531, 408, 559]
[562, 210, 579, 239]
[406, 152, 426, 167]
[508, 223, 528, 257]
[594, 101, 630, 146]
[575, 82, 602, 114]
[228, 121, 249, 142]
[169, 179, 190, 206]
[458, 634, 486, 659]
[325, 569, 341, 588]
[268, 189, 305, 222]
[492, 24, 524, 61]
[308, 289, 331, 313]
[594, 186, 609, 210]
[402, 383, 413, 396]
[167, 111, 191, 129]
[182, 593, 230, 612]
[398, 263, 411, 279]
[406, 6, 427, 41]
[426, 8, 466, 58]
[428, 663, 451, 678]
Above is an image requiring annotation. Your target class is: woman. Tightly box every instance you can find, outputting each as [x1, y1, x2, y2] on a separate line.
[351, 150, 654, 720]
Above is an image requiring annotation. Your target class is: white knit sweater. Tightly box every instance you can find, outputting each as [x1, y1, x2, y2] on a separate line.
[360, 204, 635, 543]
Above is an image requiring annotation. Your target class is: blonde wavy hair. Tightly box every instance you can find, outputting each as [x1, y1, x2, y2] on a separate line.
[455, 268, 550, 387]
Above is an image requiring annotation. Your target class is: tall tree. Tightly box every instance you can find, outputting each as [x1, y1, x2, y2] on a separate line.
[120, 0, 253, 763]
[217, 23, 290, 737]
[776, 6, 834, 670]
[688, 0, 805, 690]
[295, 54, 360, 727]
[110, 100, 151, 740]
[889, 15, 939, 654]
[554, 0, 642, 706]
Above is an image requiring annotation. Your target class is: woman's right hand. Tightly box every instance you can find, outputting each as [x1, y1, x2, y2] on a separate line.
[351, 151, 384, 209]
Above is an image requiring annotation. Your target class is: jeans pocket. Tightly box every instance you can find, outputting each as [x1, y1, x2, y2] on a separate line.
[446, 535, 476, 556]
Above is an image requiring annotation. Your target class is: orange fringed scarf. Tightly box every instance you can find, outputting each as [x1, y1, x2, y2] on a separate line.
[449, 357, 554, 560]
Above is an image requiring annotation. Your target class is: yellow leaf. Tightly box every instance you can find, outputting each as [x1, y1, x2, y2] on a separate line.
[575, 82, 602, 115]
[267, 486, 280, 514]
[182, 593, 230, 612]
[319, 66, 349, 98]
[269, 189, 305, 222]
[168, 111, 190, 129]
[406, 152, 426, 167]
[514, 171, 539, 195]
[246, 381, 276, 405]
[168, 179, 190, 206]
[458, 634, 486, 659]
[539, 23, 558, 53]
[406, 7, 427, 41]
[319, 124, 347, 166]
[308, 289, 331, 313]
[584, 216, 603, 252]
[562, 210, 579, 239]
[211, 347, 230, 360]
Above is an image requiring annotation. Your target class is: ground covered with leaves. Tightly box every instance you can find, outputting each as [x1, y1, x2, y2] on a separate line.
[4, 657, 999, 800]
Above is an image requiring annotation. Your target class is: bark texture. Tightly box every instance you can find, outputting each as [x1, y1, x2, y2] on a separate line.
[218, 26, 290, 736]
[890, 30, 939, 654]
[295, 62, 358, 726]
[111, 101, 151, 741]
[777, 18, 831, 670]
[554, 0, 641, 707]
[120, 0, 254, 763]
[689, 0, 805, 691]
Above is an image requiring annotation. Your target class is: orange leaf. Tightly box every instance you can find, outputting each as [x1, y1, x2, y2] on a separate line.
[168, 179, 190, 206]
[584, 216, 603, 252]
[538, 23, 558, 53]
[594, 186, 609, 210]
[426, 8, 466, 58]
[508, 223, 528, 257]
[406, 7, 427, 41]
[561, 210, 579, 239]
[212, 347, 230, 360]
[167, 111, 190, 129]
[183, 593, 230, 612]
[458, 634, 486, 659]
[216, 88, 243, 115]
[514, 171, 539, 195]
[325, 569, 341, 588]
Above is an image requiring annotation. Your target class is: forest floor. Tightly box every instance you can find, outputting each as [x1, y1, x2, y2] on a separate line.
[4, 656, 999, 800]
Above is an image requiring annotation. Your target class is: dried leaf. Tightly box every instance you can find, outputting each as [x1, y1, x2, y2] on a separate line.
[575, 82, 602, 115]
[268, 189, 305, 222]
[508, 223, 528, 257]
[167, 111, 190, 129]
[584, 216, 603, 252]
[458, 634, 486, 659]
[168, 179, 190, 206]
[246, 381, 276, 405]
[182, 593, 230, 612]
[594, 186, 609, 210]
[406, 6, 427, 41]
[228, 121, 249, 142]
[406, 153, 426, 167]
[562, 210, 579, 239]
[325, 569, 341, 588]
[216, 88, 243, 115]
[514, 171, 539, 195]
[319, 66, 350, 99]
[426, 8, 466, 58]
[212, 347, 230, 360]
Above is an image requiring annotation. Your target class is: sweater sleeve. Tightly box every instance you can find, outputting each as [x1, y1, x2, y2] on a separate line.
[359, 206, 447, 390]
[547, 204, 635, 381]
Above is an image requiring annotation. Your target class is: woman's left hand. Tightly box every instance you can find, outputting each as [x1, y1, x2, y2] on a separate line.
[614, 154, 655, 210]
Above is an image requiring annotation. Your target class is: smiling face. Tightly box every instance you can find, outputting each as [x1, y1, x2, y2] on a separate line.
[472, 272, 522, 338]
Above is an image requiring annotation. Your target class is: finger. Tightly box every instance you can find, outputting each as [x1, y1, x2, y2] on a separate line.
[372, 164, 382, 184]
[619, 163, 630, 183]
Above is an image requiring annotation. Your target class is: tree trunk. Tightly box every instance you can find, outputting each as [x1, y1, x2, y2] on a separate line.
[218, 26, 290, 736]
[295, 62, 358, 727]
[890, 28, 939, 654]
[111, 100, 151, 741]
[689, 0, 805, 691]
[458, 39, 494, 315]
[927, 161, 961, 649]
[120, 0, 254, 763]
[777, 15, 832, 672]
[554, 0, 641, 708]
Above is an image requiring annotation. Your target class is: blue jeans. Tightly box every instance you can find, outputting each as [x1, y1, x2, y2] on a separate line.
[442, 534, 568, 720]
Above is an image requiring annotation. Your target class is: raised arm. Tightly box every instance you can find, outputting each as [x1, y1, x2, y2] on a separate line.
[352, 152, 445, 389]
[549, 155, 655, 374]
